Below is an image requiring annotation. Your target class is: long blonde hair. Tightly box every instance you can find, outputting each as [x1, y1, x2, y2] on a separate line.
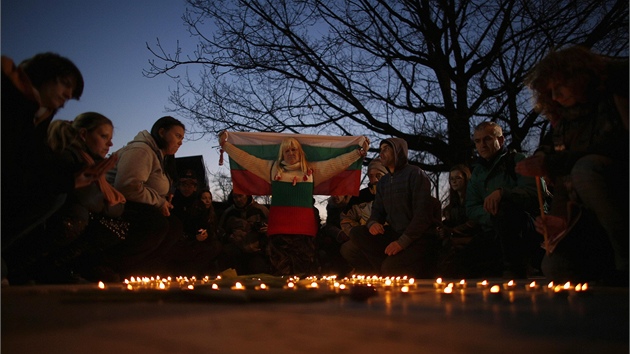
[48, 112, 113, 155]
[276, 137, 309, 174]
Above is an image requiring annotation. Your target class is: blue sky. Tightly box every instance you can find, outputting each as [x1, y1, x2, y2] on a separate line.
[2, 0, 223, 177]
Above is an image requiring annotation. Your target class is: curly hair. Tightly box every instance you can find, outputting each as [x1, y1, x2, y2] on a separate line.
[525, 46, 607, 122]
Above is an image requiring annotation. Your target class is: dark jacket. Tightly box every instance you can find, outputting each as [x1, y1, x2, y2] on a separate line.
[466, 147, 539, 230]
[367, 138, 439, 248]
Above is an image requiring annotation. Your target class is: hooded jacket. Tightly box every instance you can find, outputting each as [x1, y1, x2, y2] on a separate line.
[367, 138, 439, 248]
[107, 130, 171, 208]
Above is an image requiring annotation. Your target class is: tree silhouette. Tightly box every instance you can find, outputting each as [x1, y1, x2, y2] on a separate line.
[145, 0, 628, 175]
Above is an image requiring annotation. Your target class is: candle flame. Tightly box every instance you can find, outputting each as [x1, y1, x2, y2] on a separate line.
[490, 285, 500, 293]
[401, 285, 410, 293]
[98, 281, 105, 289]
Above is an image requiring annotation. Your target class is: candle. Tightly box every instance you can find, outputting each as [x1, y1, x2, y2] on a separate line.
[574, 283, 590, 296]
[98, 281, 106, 290]
[476, 280, 489, 289]
[503, 280, 517, 290]
[456, 279, 467, 289]
[489, 284, 502, 300]
[400, 285, 410, 294]
[525, 281, 540, 291]
[434, 277, 446, 289]
[231, 282, 245, 290]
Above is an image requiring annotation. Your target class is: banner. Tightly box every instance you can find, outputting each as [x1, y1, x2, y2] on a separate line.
[224, 131, 364, 196]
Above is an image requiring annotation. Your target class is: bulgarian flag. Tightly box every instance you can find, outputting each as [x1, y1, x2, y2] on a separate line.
[223, 131, 364, 196]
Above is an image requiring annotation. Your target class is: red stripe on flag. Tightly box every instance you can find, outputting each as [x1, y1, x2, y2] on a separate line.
[231, 170, 271, 195]
[267, 205, 319, 236]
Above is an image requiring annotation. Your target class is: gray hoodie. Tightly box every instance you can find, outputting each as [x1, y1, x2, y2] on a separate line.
[367, 138, 438, 248]
[106, 130, 171, 208]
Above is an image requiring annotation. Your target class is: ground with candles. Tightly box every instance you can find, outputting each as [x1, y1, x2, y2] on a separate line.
[2, 275, 628, 354]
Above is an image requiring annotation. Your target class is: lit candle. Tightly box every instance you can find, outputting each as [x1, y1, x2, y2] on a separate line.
[476, 280, 489, 289]
[489, 284, 502, 299]
[434, 277, 446, 289]
[456, 279, 467, 289]
[574, 283, 590, 296]
[98, 281, 106, 290]
[231, 282, 245, 290]
[503, 280, 517, 290]
[525, 281, 540, 291]
[384, 278, 393, 290]
[400, 285, 410, 294]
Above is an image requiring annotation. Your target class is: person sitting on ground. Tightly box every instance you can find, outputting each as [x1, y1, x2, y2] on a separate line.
[171, 169, 202, 238]
[435, 164, 482, 278]
[216, 192, 270, 275]
[339, 158, 389, 241]
[466, 121, 544, 279]
[516, 45, 629, 284]
[106, 116, 185, 276]
[1, 53, 112, 283]
[219, 132, 369, 276]
[341, 138, 442, 277]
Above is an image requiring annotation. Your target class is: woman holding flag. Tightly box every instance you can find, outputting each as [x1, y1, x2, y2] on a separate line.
[219, 131, 369, 276]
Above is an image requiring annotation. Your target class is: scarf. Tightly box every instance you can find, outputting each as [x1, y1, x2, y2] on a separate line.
[78, 150, 126, 206]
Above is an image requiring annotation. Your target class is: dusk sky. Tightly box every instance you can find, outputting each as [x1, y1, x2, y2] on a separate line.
[2, 0, 224, 179]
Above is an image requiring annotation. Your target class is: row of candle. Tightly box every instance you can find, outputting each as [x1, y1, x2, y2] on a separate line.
[96, 275, 588, 298]
[433, 277, 590, 295]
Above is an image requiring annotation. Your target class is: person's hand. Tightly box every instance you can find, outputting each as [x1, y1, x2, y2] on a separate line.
[437, 226, 452, 239]
[361, 136, 370, 152]
[483, 189, 502, 216]
[218, 131, 228, 147]
[384, 241, 403, 256]
[369, 222, 385, 235]
[515, 154, 547, 177]
[74, 154, 118, 189]
[160, 199, 173, 217]
[196, 229, 208, 241]
[535, 214, 567, 239]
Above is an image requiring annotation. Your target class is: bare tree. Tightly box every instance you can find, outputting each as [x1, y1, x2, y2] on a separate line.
[146, 0, 628, 176]
[208, 169, 232, 202]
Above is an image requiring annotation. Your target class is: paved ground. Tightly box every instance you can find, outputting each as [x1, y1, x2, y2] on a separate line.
[2, 277, 628, 354]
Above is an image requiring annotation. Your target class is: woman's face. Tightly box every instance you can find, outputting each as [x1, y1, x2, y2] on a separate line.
[38, 76, 75, 110]
[200, 191, 213, 208]
[160, 125, 185, 155]
[282, 143, 301, 165]
[449, 170, 466, 193]
[548, 81, 578, 107]
[81, 124, 114, 159]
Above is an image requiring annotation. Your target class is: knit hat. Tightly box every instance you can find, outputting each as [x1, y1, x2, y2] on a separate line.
[179, 169, 198, 185]
[367, 158, 388, 175]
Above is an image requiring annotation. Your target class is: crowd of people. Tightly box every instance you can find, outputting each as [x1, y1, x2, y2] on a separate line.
[1, 44, 627, 286]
